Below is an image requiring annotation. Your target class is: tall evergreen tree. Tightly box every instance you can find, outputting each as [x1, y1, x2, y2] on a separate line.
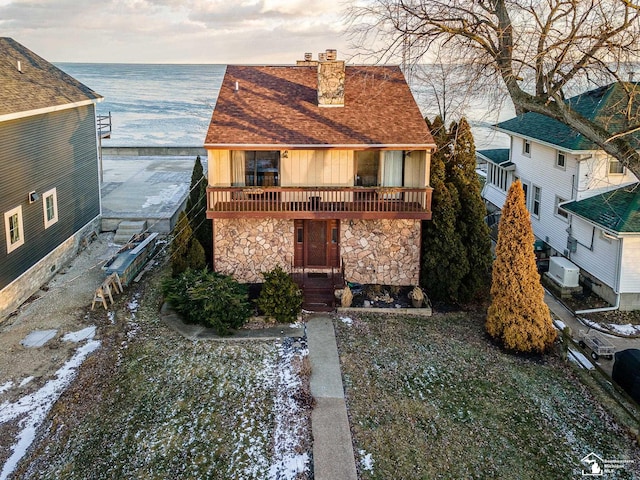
[186, 156, 213, 268]
[171, 211, 206, 277]
[421, 116, 468, 303]
[486, 180, 556, 353]
[449, 118, 493, 302]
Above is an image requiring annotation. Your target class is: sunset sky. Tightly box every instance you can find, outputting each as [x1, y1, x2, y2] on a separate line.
[0, 0, 354, 63]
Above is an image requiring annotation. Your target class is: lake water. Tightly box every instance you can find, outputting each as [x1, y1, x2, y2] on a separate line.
[57, 63, 510, 150]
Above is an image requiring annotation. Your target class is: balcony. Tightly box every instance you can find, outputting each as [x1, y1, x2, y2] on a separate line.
[206, 186, 432, 220]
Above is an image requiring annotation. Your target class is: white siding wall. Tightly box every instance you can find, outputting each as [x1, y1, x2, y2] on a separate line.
[569, 218, 619, 289]
[620, 237, 640, 293]
[510, 137, 576, 256]
[575, 153, 638, 200]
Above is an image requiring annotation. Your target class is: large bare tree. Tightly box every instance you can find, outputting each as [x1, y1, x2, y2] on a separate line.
[348, 0, 640, 176]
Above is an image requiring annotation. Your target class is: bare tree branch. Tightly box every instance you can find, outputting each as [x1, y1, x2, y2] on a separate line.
[347, 0, 640, 177]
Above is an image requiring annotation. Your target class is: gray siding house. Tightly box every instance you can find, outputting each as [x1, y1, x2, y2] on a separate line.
[0, 38, 103, 321]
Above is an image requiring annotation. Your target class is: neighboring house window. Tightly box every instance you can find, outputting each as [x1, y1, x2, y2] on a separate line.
[231, 151, 280, 186]
[523, 139, 531, 156]
[608, 157, 625, 175]
[4, 206, 25, 253]
[531, 185, 541, 217]
[555, 196, 569, 219]
[556, 151, 566, 169]
[43, 188, 58, 229]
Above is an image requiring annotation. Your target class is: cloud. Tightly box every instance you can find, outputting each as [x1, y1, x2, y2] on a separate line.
[0, 0, 352, 63]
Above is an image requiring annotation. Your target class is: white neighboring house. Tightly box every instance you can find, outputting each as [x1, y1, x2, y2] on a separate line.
[480, 82, 640, 311]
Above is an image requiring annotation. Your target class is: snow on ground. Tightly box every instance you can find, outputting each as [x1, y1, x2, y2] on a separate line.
[0, 336, 100, 480]
[62, 326, 96, 343]
[359, 449, 374, 472]
[0, 383, 12, 395]
[18, 377, 34, 388]
[268, 338, 310, 480]
[340, 316, 353, 327]
[580, 317, 640, 336]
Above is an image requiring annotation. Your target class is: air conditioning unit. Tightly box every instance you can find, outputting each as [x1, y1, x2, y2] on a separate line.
[548, 257, 579, 288]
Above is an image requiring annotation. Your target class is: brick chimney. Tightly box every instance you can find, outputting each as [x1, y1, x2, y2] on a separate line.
[317, 49, 345, 107]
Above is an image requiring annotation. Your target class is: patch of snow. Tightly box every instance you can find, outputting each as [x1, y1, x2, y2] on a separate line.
[62, 326, 96, 343]
[609, 323, 640, 336]
[568, 349, 595, 370]
[340, 317, 353, 326]
[127, 298, 139, 313]
[553, 320, 566, 331]
[18, 377, 34, 388]
[268, 339, 311, 479]
[0, 382, 13, 394]
[359, 449, 374, 472]
[0, 339, 100, 480]
[580, 317, 640, 337]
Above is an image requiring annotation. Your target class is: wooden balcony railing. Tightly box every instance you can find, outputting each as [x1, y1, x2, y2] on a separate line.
[206, 186, 432, 220]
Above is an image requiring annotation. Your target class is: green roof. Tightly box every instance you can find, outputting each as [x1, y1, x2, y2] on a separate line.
[562, 184, 640, 233]
[477, 148, 510, 165]
[497, 83, 640, 151]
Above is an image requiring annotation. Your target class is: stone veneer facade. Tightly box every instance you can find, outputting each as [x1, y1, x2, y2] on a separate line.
[214, 217, 421, 286]
[341, 219, 421, 286]
[214, 218, 294, 283]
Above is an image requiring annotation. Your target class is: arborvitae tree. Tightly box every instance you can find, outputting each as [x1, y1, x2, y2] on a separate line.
[486, 180, 556, 353]
[171, 211, 205, 277]
[449, 118, 493, 302]
[421, 116, 468, 302]
[186, 156, 213, 268]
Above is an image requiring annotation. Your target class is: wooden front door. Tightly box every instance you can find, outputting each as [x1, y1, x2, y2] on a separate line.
[294, 220, 339, 268]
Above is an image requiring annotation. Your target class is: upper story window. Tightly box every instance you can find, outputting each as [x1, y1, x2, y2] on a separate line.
[608, 157, 625, 175]
[523, 139, 531, 157]
[532, 185, 541, 218]
[231, 151, 280, 186]
[556, 151, 566, 169]
[555, 196, 569, 220]
[4, 205, 24, 253]
[43, 188, 58, 229]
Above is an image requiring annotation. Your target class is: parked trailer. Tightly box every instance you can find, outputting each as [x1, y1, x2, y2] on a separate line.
[578, 329, 615, 361]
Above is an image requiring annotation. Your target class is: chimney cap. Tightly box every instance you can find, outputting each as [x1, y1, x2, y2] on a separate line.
[304, 52, 312, 61]
[318, 52, 326, 62]
[325, 49, 337, 61]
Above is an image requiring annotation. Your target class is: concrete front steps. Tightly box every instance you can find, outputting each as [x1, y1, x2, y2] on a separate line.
[113, 220, 147, 244]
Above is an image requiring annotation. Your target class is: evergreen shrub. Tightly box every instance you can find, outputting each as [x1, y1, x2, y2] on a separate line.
[162, 269, 252, 335]
[257, 266, 302, 323]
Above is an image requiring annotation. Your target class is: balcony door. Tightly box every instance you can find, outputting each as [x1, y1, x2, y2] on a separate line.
[294, 220, 339, 268]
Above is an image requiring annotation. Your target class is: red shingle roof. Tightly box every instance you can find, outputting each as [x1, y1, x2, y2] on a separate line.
[205, 65, 434, 148]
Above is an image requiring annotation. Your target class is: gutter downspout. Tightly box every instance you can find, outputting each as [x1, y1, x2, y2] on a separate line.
[574, 235, 622, 314]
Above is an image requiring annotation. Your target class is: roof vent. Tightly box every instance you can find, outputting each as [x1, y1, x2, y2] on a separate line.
[235, 81, 239, 92]
[17, 60, 22, 73]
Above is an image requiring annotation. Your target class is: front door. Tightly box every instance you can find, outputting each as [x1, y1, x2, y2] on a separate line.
[294, 220, 339, 268]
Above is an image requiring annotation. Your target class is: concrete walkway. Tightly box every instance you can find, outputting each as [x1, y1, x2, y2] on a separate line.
[306, 314, 358, 480]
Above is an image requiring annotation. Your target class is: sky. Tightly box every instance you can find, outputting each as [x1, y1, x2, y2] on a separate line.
[0, 0, 355, 64]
